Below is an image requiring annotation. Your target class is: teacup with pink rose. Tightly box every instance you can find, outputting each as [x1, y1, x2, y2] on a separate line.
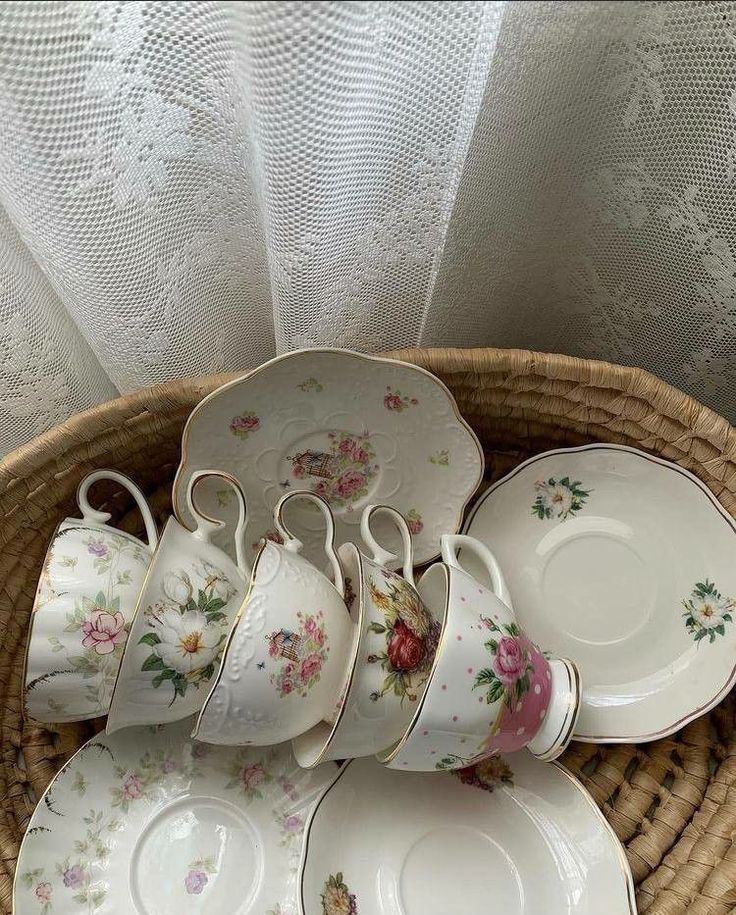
[377, 534, 581, 771]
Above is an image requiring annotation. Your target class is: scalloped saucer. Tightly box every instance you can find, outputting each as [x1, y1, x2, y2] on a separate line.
[173, 349, 483, 568]
[299, 755, 635, 915]
[14, 719, 337, 915]
[464, 444, 736, 742]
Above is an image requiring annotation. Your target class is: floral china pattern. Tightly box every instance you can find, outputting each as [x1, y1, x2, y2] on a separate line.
[137, 560, 237, 703]
[474, 617, 534, 709]
[286, 430, 379, 509]
[383, 386, 417, 412]
[30, 529, 149, 714]
[405, 509, 423, 534]
[298, 377, 323, 393]
[225, 754, 274, 800]
[437, 756, 514, 792]
[367, 571, 440, 705]
[532, 476, 591, 520]
[428, 449, 449, 466]
[683, 580, 735, 643]
[267, 610, 329, 698]
[184, 857, 217, 895]
[321, 873, 357, 915]
[229, 411, 261, 440]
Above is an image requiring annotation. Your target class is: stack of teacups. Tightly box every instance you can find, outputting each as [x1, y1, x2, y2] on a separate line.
[25, 469, 580, 772]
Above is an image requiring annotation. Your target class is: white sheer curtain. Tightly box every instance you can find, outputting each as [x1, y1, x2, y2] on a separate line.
[1, 0, 735, 456]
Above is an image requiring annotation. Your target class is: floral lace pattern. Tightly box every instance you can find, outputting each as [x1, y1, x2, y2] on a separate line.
[286, 431, 379, 510]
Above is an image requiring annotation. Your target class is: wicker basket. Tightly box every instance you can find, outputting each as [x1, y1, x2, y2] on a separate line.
[2, 347, 736, 915]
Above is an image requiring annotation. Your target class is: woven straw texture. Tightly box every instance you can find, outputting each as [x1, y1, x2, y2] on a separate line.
[2, 347, 736, 914]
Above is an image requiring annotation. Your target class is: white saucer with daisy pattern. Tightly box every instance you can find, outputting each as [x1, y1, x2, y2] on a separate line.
[464, 443, 736, 741]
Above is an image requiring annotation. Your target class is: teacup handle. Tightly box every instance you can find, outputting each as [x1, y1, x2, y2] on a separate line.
[77, 470, 159, 549]
[187, 470, 249, 575]
[440, 534, 512, 607]
[273, 490, 344, 598]
[360, 504, 415, 587]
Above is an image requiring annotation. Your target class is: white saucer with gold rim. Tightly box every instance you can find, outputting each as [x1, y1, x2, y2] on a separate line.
[299, 754, 635, 915]
[14, 718, 337, 915]
[464, 443, 736, 742]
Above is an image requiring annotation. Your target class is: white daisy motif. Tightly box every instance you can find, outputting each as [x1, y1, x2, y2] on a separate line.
[532, 476, 591, 521]
[689, 594, 729, 628]
[682, 580, 735, 643]
[150, 608, 222, 675]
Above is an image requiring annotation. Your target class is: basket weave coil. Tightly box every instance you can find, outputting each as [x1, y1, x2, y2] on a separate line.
[2, 346, 736, 915]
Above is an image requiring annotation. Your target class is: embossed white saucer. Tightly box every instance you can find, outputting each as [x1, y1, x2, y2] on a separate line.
[464, 444, 736, 742]
[173, 349, 483, 568]
[14, 718, 337, 915]
[299, 755, 635, 915]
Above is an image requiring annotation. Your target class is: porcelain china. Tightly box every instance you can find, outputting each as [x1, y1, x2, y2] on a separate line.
[106, 471, 249, 734]
[172, 348, 484, 569]
[194, 491, 354, 747]
[293, 505, 440, 767]
[464, 443, 736, 742]
[14, 718, 338, 915]
[24, 470, 158, 723]
[378, 535, 580, 770]
[299, 755, 635, 915]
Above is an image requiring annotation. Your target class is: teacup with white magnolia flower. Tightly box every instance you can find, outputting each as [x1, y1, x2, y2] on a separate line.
[24, 469, 159, 723]
[107, 470, 251, 733]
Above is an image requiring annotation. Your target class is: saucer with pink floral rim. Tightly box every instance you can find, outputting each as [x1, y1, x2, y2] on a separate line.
[464, 443, 736, 742]
[13, 718, 337, 915]
[299, 755, 635, 915]
[172, 348, 483, 569]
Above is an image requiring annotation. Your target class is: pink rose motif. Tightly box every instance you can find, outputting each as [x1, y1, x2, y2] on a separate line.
[63, 864, 85, 888]
[300, 652, 323, 682]
[283, 814, 303, 833]
[304, 617, 318, 638]
[406, 514, 423, 535]
[384, 392, 403, 411]
[230, 413, 260, 435]
[314, 480, 328, 496]
[338, 438, 355, 454]
[185, 870, 208, 895]
[283, 662, 295, 676]
[122, 773, 142, 800]
[268, 635, 280, 658]
[493, 636, 527, 686]
[81, 609, 126, 655]
[280, 677, 294, 694]
[35, 883, 52, 902]
[353, 447, 369, 465]
[87, 540, 108, 557]
[292, 464, 305, 479]
[242, 763, 266, 790]
[334, 470, 366, 498]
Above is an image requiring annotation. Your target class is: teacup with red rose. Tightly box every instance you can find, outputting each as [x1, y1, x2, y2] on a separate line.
[24, 469, 159, 723]
[293, 504, 442, 767]
[377, 534, 581, 771]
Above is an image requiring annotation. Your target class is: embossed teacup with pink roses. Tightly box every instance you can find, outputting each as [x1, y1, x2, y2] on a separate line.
[24, 469, 159, 723]
[378, 534, 582, 771]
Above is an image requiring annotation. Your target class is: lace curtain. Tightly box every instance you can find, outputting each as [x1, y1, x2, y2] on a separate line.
[1, 0, 735, 456]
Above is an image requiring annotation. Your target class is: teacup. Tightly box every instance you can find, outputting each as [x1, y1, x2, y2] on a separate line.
[193, 489, 354, 746]
[293, 504, 441, 767]
[377, 534, 581, 770]
[24, 470, 159, 723]
[106, 470, 250, 733]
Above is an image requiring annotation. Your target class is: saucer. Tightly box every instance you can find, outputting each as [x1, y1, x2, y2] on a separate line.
[14, 719, 337, 915]
[299, 755, 635, 915]
[464, 443, 736, 741]
[173, 349, 483, 567]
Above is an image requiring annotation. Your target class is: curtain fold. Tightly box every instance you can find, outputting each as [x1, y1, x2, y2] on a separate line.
[0, 0, 734, 456]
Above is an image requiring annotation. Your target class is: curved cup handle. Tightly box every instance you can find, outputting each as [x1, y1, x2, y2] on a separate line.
[77, 470, 159, 549]
[187, 470, 249, 575]
[274, 490, 344, 597]
[440, 534, 512, 607]
[360, 504, 415, 587]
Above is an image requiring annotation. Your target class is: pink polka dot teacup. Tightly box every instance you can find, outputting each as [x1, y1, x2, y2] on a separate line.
[377, 534, 581, 771]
